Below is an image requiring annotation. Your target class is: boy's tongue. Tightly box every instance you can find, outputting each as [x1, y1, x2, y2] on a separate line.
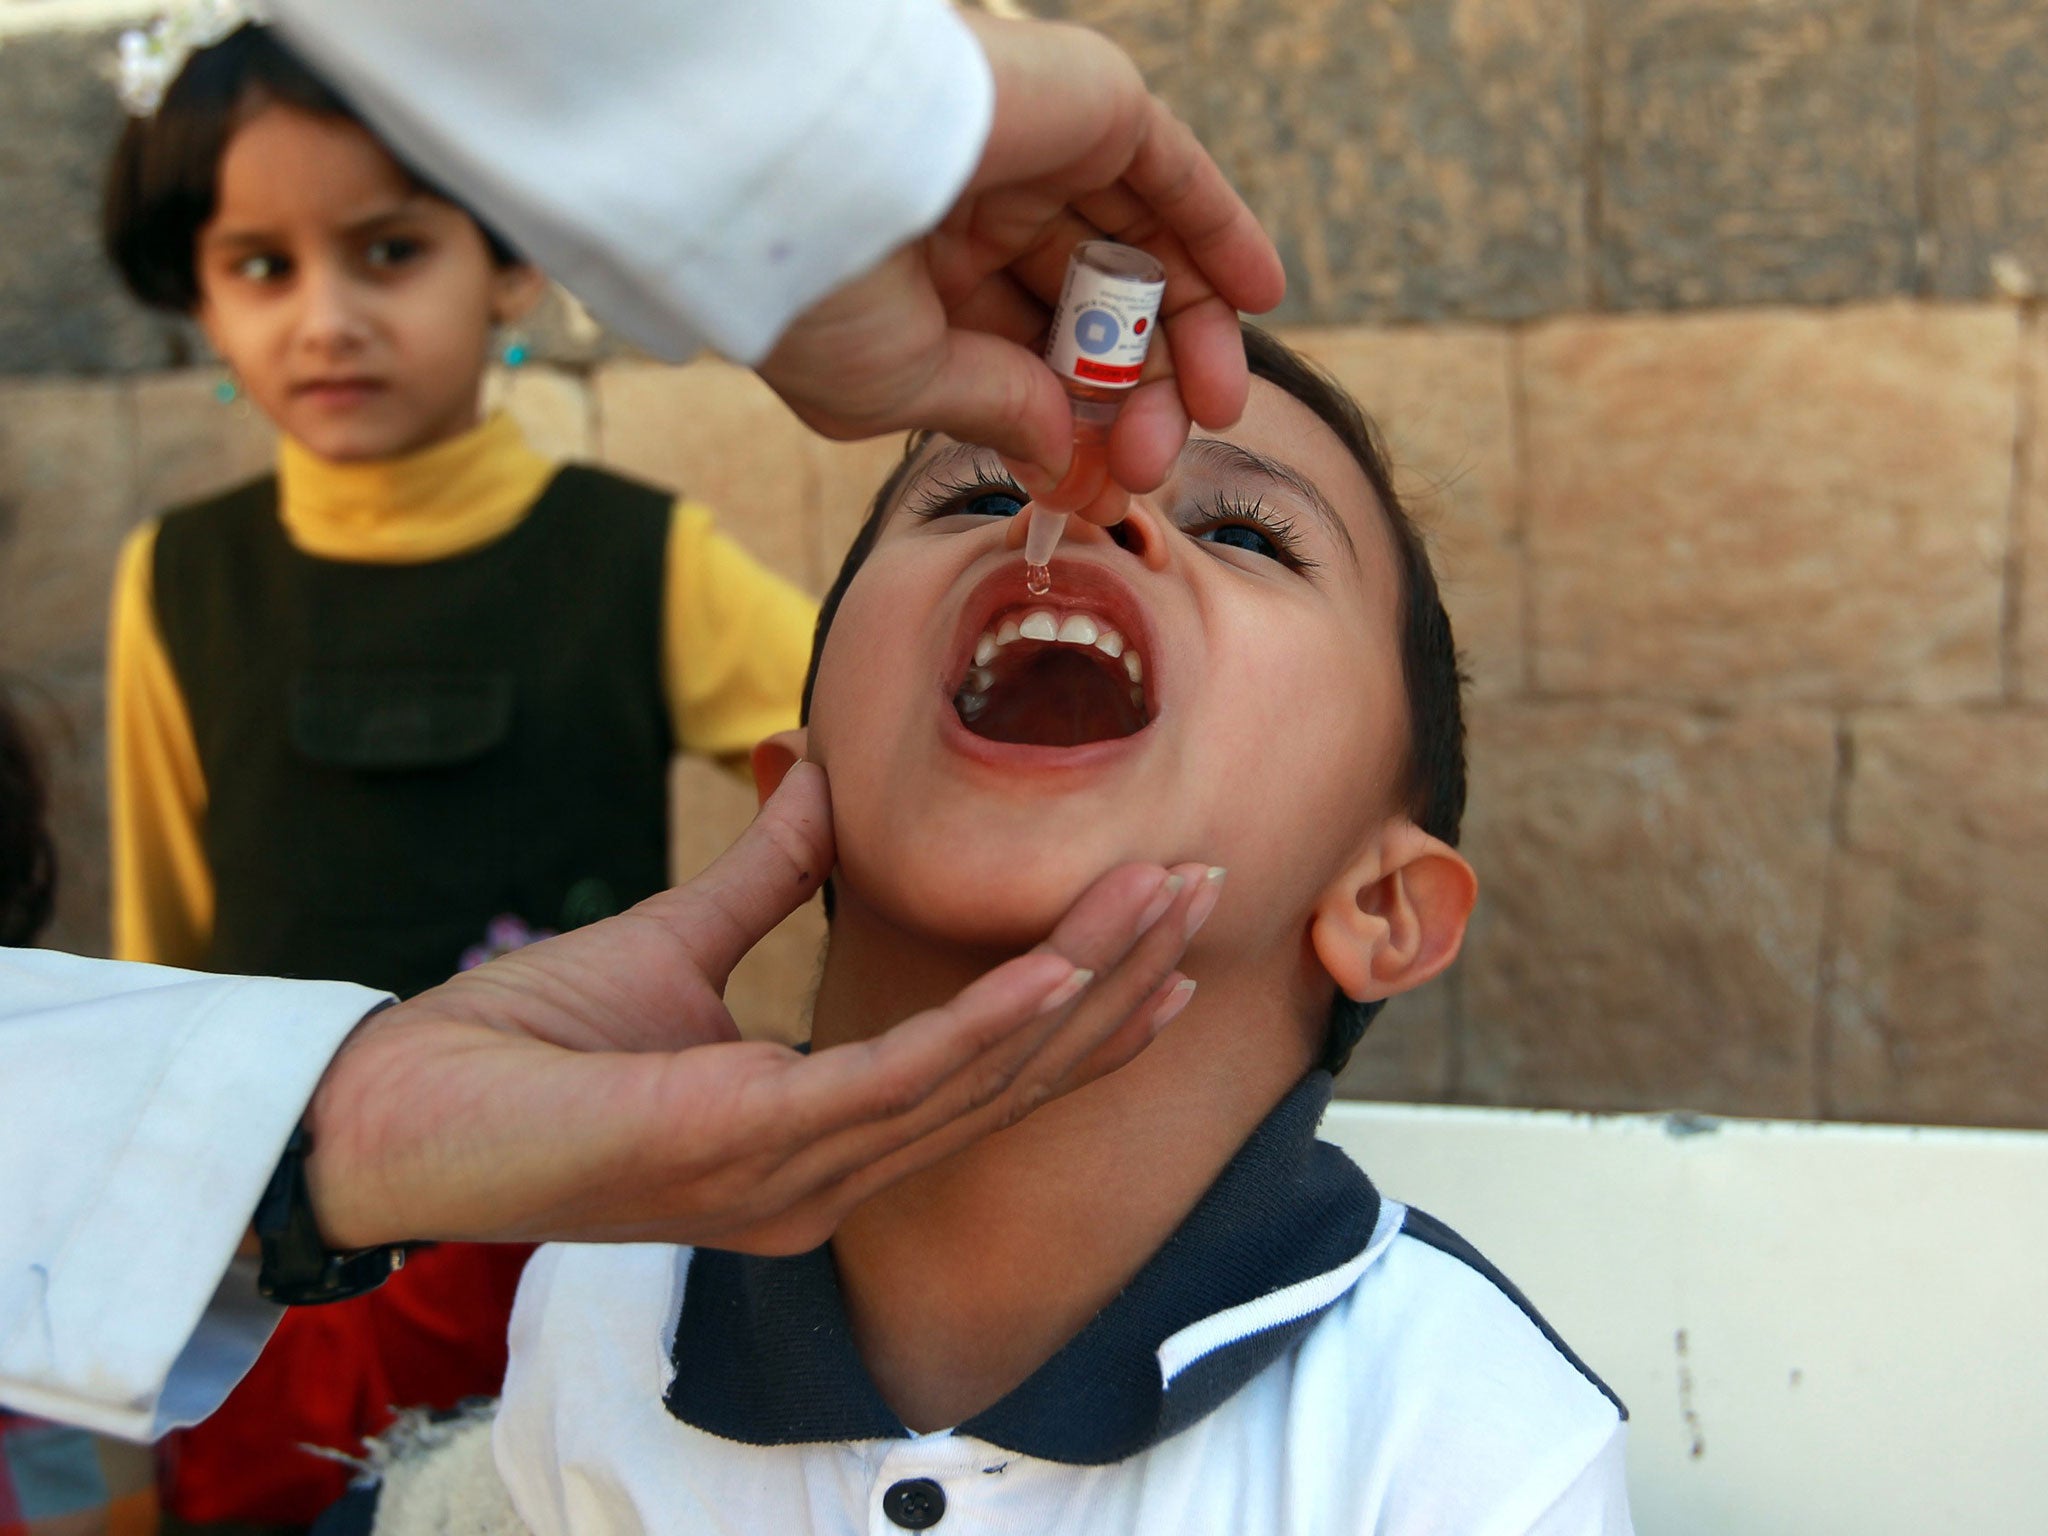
[962, 647, 1146, 748]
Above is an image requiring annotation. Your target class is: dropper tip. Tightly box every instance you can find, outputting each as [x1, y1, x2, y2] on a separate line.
[1024, 506, 1069, 570]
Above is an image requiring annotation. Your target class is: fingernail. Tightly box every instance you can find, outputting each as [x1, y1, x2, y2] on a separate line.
[772, 758, 821, 791]
[1038, 966, 1094, 1015]
[1184, 867, 1227, 939]
[1000, 455, 1059, 500]
[1149, 978, 1198, 1034]
[1137, 873, 1186, 935]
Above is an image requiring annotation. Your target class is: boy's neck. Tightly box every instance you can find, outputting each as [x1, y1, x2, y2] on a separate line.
[808, 896, 1318, 1433]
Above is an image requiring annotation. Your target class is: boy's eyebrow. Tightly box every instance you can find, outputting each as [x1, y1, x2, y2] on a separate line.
[907, 440, 998, 487]
[1183, 438, 1357, 561]
[885, 439, 1000, 511]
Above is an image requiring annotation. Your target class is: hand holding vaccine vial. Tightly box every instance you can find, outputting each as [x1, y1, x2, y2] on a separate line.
[1024, 241, 1168, 594]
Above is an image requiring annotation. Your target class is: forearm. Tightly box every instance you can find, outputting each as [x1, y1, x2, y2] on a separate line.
[266, 0, 992, 362]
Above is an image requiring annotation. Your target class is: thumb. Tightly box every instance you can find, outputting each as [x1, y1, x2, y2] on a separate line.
[645, 758, 836, 990]
[903, 330, 1078, 484]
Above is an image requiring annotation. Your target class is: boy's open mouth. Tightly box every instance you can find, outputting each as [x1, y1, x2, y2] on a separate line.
[954, 605, 1149, 747]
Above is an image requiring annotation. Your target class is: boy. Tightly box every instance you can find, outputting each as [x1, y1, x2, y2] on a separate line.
[348, 327, 1632, 1535]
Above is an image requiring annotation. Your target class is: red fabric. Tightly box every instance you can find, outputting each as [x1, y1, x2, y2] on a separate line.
[161, 1242, 533, 1524]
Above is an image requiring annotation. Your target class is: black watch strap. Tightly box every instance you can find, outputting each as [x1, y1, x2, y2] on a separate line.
[254, 1124, 410, 1305]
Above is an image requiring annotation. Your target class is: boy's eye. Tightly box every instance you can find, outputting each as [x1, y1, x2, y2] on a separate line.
[958, 489, 1027, 520]
[1197, 523, 1283, 561]
[1186, 495, 1312, 571]
[907, 475, 1029, 523]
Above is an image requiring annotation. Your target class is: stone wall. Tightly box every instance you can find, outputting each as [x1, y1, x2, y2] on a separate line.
[6, 1, 2047, 373]
[1, 0, 2044, 1128]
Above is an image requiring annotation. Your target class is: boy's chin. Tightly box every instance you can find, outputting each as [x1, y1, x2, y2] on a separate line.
[836, 846, 1125, 956]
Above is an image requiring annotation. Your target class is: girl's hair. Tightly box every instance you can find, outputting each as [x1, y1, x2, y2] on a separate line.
[799, 323, 1468, 1072]
[104, 25, 523, 314]
[0, 689, 57, 947]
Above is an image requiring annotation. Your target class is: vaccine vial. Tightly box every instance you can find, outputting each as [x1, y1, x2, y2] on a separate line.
[1024, 241, 1168, 594]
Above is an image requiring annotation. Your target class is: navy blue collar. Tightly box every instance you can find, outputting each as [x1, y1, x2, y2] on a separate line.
[664, 1072, 1380, 1465]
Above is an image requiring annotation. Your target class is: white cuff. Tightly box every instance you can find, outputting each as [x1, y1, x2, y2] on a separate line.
[0, 952, 384, 1440]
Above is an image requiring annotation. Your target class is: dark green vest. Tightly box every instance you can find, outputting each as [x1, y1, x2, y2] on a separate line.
[152, 466, 674, 999]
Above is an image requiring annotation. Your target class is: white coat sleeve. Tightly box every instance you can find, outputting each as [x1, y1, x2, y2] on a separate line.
[0, 948, 385, 1441]
[264, 0, 995, 365]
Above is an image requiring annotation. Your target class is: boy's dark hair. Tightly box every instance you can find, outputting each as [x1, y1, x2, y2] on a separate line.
[801, 323, 1468, 1074]
[0, 690, 57, 947]
[104, 25, 522, 314]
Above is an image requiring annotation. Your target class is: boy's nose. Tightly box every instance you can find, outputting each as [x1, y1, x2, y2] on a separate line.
[1060, 498, 1172, 573]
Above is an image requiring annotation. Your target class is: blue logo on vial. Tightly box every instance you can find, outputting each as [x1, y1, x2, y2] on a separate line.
[1074, 308, 1120, 355]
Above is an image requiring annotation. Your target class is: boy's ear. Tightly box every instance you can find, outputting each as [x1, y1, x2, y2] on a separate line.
[749, 728, 810, 809]
[1311, 821, 1476, 1005]
[491, 264, 550, 327]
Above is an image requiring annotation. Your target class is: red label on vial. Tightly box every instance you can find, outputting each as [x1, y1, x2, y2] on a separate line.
[1073, 358, 1144, 384]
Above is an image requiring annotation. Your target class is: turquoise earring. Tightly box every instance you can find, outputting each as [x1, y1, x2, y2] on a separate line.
[501, 333, 530, 370]
[214, 374, 240, 405]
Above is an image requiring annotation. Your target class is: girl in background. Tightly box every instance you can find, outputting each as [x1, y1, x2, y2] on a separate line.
[102, 24, 814, 1526]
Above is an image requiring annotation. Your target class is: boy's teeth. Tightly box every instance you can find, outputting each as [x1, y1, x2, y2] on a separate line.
[964, 606, 1148, 701]
[1019, 610, 1059, 643]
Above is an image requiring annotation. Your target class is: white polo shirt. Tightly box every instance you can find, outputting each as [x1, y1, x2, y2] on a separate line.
[484, 1076, 1632, 1536]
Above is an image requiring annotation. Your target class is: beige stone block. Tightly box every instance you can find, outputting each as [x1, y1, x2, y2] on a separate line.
[1932, 0, 2048, 302]
[1286, 325, 1523, 696]
[670, 755, 824, 1047]
[595, 360, 818, 591]
[1824, 711, 2048, 1128]
[1333, 981, 1454, 1104]
[1525, 305, 2015, 704]
[1457, 703, 1836, 1117]
[486, 366, 593, 462]
[2020, 316, 2048, 702]
[1192, 0, 1586, 324]
[0, 28, 180, 374]
[132, 371, 277, 516]
[1597, 0, 1918, 308]
[0, 380, 133, 675]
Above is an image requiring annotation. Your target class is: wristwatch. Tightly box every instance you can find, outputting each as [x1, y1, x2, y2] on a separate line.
[253, 1124, 411, 1305]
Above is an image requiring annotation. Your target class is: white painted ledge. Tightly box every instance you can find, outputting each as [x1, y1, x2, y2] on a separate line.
[1320, 1101, 2048, 1534]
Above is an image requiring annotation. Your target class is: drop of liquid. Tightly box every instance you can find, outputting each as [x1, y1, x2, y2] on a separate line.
[1025, 562, 1052, 596]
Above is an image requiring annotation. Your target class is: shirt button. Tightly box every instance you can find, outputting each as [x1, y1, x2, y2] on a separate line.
[881, 1477, 947, 1529]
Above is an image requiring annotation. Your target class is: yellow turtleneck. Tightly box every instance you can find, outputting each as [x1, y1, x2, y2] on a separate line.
[275, 410, 554, 562]
[108, 413, 818, 968]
